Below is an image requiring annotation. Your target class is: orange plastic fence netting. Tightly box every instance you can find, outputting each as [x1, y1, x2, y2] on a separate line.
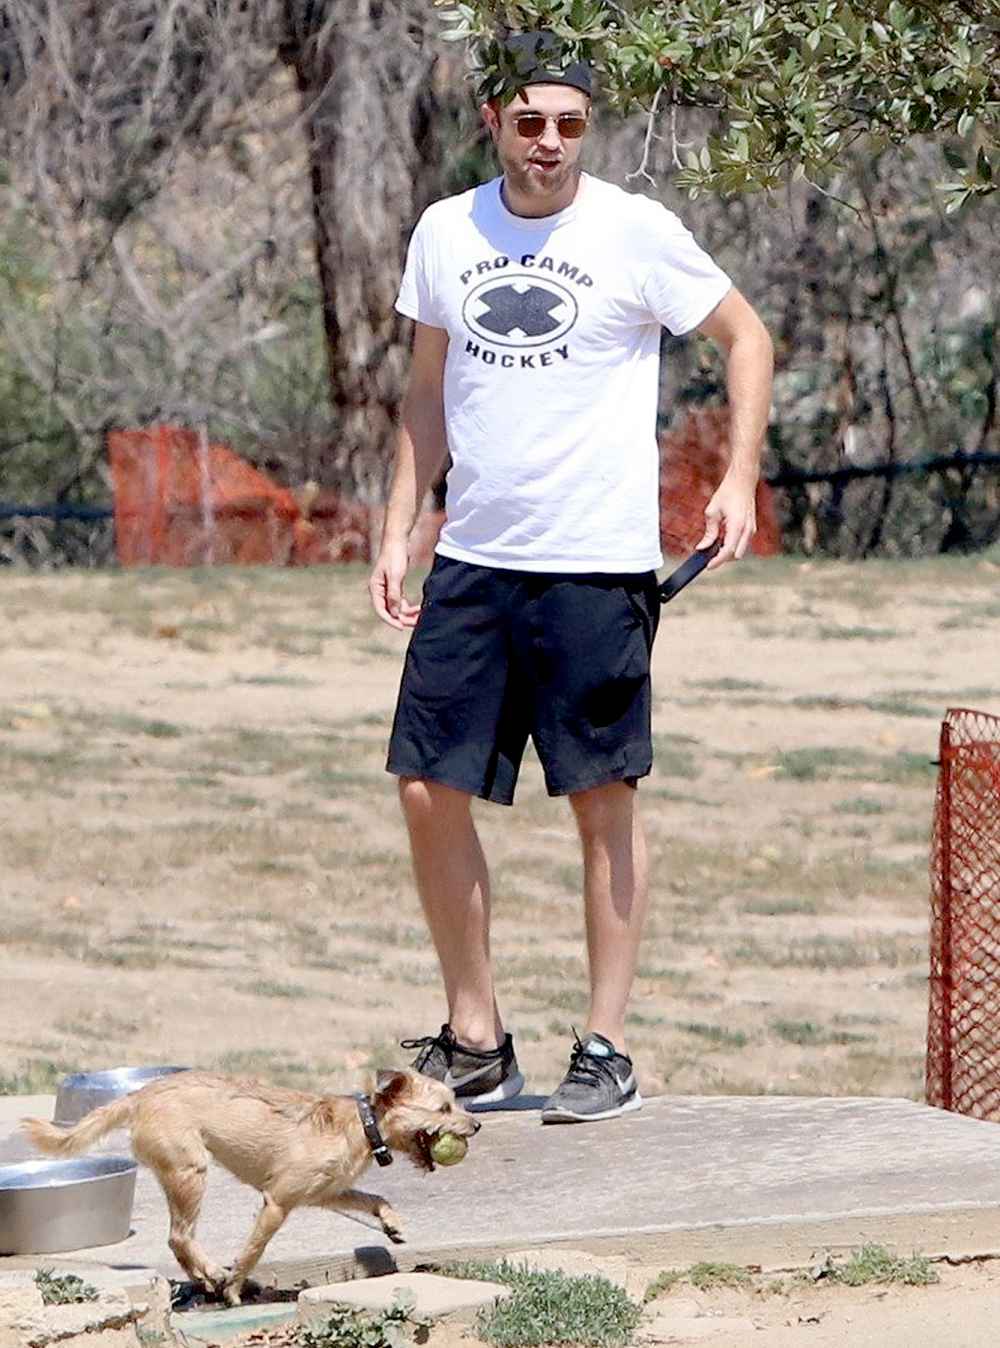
[660, 405, 781, 557]
[926, 708, 1000, 1119]
[109, 413, 783, 568]
[108, 427, 369, 566]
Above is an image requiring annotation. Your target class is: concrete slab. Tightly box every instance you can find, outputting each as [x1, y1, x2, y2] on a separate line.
[0, 1101, 53, 1130]
[298, 1272, 509, 1322]
[5, 1094, 1000, 1284]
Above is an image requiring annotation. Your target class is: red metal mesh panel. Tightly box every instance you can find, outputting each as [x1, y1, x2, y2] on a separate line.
[926, 708, 1000, 1118]
[659, 405, 782, 556]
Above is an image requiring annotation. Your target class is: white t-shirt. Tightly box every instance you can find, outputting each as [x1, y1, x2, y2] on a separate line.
[395, 173, 732, 573]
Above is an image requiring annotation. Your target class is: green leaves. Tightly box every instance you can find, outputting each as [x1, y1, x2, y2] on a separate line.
[300, 1294, 430, 1348]
[435, 0, 1000, 207]
[34, 1270, 100, 1306]
[939, 143, 997, 213]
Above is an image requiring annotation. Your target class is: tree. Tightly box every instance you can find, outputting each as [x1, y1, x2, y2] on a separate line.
[0, 0, 449, 511]
[438, 1, 1000, 211]
[279, 0, 451, 502]
[1, 0, 997, 563]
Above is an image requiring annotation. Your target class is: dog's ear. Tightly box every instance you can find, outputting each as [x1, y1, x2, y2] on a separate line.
[373, 1069, 410, 1106]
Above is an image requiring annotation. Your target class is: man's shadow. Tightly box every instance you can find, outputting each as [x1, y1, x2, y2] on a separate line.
[469, 1094, 547, 1114]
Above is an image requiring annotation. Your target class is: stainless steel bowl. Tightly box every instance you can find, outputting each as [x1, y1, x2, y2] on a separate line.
[54, 1066, 189, 1125]
[0, 1157, 137, 1255]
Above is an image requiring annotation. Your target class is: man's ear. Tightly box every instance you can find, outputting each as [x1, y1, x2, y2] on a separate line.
[481, 99, 501, 139]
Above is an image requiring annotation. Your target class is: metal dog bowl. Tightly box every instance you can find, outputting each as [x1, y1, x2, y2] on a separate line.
[54, 1066, 189, 1125]
[0, 1157, 137, 1254]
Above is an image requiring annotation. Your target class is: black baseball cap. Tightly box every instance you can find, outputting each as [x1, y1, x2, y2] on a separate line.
[493, 31, 593, 99]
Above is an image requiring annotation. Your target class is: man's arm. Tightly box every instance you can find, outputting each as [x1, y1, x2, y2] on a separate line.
[369, 322, 450, 629]
[694, 289, 774, 569]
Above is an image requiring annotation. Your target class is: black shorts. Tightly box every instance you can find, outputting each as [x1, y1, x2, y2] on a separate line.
[386, 555, 661, 806]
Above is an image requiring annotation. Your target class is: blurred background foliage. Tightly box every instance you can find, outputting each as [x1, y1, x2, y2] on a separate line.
[0, 1, 996, 560]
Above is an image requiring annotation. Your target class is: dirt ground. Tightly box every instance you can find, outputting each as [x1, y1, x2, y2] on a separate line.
[458, 1256, 1000, 1348]
[421, 1250, 1000, 1348]
[2, 554, 999, 1099]
[210, 1248, 1000, 1348]
[3, 552, 1000, 1344]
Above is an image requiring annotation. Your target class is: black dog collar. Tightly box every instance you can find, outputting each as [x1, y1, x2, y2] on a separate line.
[355, 1094, 393, 1167]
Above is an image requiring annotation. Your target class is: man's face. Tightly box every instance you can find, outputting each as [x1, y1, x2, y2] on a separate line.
[483, 84, 590, 203]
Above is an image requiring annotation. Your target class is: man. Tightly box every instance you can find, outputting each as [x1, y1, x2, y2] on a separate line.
[369, 32, 773, 1123]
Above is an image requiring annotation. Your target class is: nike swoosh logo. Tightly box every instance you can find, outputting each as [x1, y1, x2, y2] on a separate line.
[582, 1054, 636, 1096]
[443, 1061, 499, 1091]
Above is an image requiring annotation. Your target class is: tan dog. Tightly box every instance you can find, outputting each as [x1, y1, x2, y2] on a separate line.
[22, 1068, 478, 1305]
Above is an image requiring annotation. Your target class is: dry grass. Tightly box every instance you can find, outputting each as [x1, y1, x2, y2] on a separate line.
[1, 552, 999, 1101]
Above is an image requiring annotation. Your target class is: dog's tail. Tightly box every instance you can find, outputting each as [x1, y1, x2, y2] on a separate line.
[21, 1096, 136, 1158]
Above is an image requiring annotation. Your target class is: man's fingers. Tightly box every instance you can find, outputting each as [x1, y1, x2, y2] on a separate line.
[375, 597, 406, 631]
[697, 514, 721, 550]
[367, 572, 387, 616]
[376, 603, 407, 631]
[396, 597, 422, 629]
[706, 533, 735, 570]
[369, 567, 410, 630]
[384, 573, 403, 617]
[734, 515, 757, 560]
[707, 513, 756, 568]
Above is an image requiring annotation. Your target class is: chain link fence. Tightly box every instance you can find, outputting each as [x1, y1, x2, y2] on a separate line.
[772, 452, 1000, 559]
[926, 708, 1000, 1121]
[0, 502, 115, 568]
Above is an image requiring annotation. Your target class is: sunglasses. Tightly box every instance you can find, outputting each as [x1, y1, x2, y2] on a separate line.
[511, 112, 589, 140]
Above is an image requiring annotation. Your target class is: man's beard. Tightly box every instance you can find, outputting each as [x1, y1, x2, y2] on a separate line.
[500, 150, 580, 201]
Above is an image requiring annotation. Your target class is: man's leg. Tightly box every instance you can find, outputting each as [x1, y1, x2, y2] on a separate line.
[540, 779, 647, 1123]
[569, 780, 649, 1056]
[398, 776, 504, 1051]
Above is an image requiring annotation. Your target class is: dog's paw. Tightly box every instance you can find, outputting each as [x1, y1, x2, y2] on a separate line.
[380, 1206, 405, 1244]
[221, 1280, 244, 1307]
[198, 1268, 230, 1302]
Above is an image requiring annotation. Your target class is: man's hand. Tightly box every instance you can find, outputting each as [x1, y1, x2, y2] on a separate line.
[369, 536, 422, 630]
[369, 324, 449, 629]
[698, 471, 758, 570]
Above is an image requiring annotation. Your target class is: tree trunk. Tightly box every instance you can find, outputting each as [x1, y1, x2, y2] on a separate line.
[282, 0, 445, 508]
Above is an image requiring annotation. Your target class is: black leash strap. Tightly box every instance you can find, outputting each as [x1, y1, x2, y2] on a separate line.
[658, 539, 722, 604]
[355, 1094, 393, 1167]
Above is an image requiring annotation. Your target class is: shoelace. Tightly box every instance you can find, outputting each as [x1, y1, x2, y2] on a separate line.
[400, 1024, 456, 1068]
[563, 1033, 624, 1088]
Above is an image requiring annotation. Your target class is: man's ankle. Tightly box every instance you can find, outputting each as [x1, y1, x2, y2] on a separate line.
[450, 1020, 504, 1053]
[584, 1026, 628, 1058]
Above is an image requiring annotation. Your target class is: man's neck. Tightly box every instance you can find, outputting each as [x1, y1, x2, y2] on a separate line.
[501, 172, 584, 219]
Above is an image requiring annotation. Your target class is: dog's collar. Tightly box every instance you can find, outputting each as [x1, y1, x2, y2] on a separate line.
[355, 1094, 393, 1167]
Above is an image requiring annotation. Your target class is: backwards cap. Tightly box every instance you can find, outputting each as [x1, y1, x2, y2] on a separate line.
[480, 30, 593, 101]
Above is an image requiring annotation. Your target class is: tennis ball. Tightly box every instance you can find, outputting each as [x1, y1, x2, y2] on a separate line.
[429, 1131, 468, 1166]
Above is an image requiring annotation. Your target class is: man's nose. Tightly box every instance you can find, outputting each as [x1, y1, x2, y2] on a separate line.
[538, 122, 562, 151]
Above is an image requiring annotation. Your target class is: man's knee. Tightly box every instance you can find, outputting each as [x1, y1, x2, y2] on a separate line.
[398, 776, 472, 827]
[569, 781, 636, 840]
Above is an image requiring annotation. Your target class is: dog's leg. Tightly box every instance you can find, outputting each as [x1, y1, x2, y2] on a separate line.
[222, 1192, 288, 1307]
[161, 1163, 229, 1295]
[134, 1134, 227, 1297]
[321, 1189, 405, 1244]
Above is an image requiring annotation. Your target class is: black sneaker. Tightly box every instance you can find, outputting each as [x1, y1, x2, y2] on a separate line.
[401, 1023, 525, 1109]
[541, 1031, 641, 1123]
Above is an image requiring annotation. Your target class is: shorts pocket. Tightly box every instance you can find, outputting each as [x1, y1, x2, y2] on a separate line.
[622, 575, 660, 654]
